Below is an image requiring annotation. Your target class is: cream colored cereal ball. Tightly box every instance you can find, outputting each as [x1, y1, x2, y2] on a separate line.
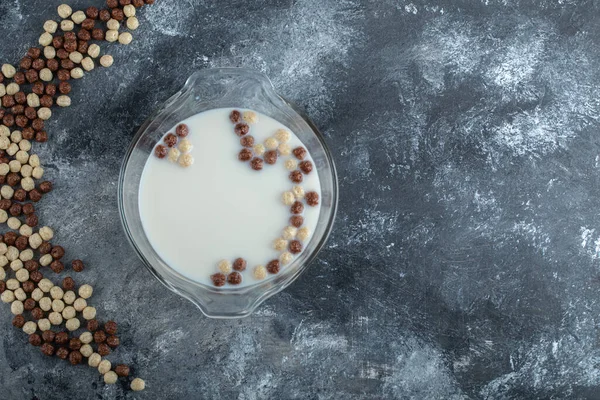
[69, 51, 83, 64]
[131, 378, 146, 391]
[123, 4, 136, 17]
[39, 68, 53, 82]
[254, 265, 267, 280]
[28, 154, 40, 167]
[1, 64, 15, 79]
[10, 259, 23, 271]
[81, 57, 94, 72]
[60, 19, 74, 31]
[39, 297, 52, 311]
[88, 353, 102, 368]
[9, 159, 21, 172]
[218, 260, 232, 274]
[178, 138, 193, 153]
[78, 284, 93, 299]
[44, 46, 56, 60]
[88, 44, 100, 58]
[57, 4, 72, 18]
[0, 242, 6, 254]
[0, 185, 13, 200]
[82, 306, 97, 320]
[278, 143, 291, 156]
[70, 68, 84, 79]
[6, 83, 19, 96]
[292, 185, 305, 199]
[168, 148, 180, 163]
[280, 252, 293, 265]
[43, 20, 58, 33]
[0, 84, 4, 97]
[23, 321, 37, 335]
[107, 19, 120, 30]
[63, 291, 76, 304]
[10, 130, 21, 143]
[38, 107, 52, 120]
[57, 95, 71, 107]
[275, 129, 291, 143]
[282, 191, 295, 206]
[6, 278, 19, 290]
[6, 246, 18, 262]
[264, 137, 279, 150]
[29, 233, 42, 249]
[16, 150, 29, 164]
[80, 332, 93, 344]
[38, 319, 51, 332]
[105, 30, 119, 42]
[15, 268, 29, 282]
[73, 297, 87, 312]
[19, 140, 31, 152]
[1, 290, 15, 303]
[71, 10, 86, 24]
[297, 227, 311, 241]
[178, 153, 194, 168]
[127, 16, 139, 30]
[0, 164, 7, 176]
[243, 111, 258, 124]
[39, 32, 53, 46]
[62, 306, 75, 319]
[7, 143, 18, 156]
[98, 359, 111, 374]
[104, 371, 118, 384]
[39, 226, 53, 241]
[273, 238, 288, 251]
[49, 312, 63, 325]
[80, 344, 93, 358]
[0, 136, 9, 150]
[14, 288, 26, 301]
[31, 288, 43, 302]
[282, 226, 298, 240]
[285, 159, 298, 171]
[32, 166, 44, 179]
[10, 300, 23, 315]
[119, 32, 133, 45]
[38, 278, 53, 292]
[66, 318, 80, 331]
[50, 286, 64, 300]
[39, 254, 53, 266]
[52, 299, 65, 313]
[19, 247, 33, 260]
[253, 143, 265, 156]
[27, 93, 40, 108]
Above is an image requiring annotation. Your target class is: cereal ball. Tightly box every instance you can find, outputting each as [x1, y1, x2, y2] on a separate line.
[291, 201, 304, 215]
[19, 248, 33, 260]
[80, 344, 93, 358]
[124, 4, 136, 17]
[291, 186, 305, 200]
[44, 20, 58, 33]
[58, 4, 72, 18]
[242, 111, 258, 124]
[289, 240, 303, 254]
[83, 306, 96, 320]
[253, 265, 267, 280]
[27, 93, 40, 108]
[0, 84, 4, 97]
[253, 143, 265, 156]
[88, 353, 102, 368]
[100, 55, 114, 67]
[275, 129, 291, 143]
[38, 278, 53, 292]
[233, 258, 247, 271]
[39, 297, 52, 311]
[71, 10, 86, 24]
[285, 159, 298, 171]
[70, 68, 84, 79]
[293, 147, 307, 160]
[217, 259, 232, 274]
[228, 272, 242, 285]
[66, 318, 80, 331]
[234, 123, 249, 136]
[31, 288, 44, 301]
[127, 16, 139, 30]
[119, 32, 133, 45]
[273, 238, 288, 251]
[282, 226, 298, 240]
[39, 254, 52, 267]
[238, 148, 253, 162]
[290, 170, 303, 183]
[116, 364, 130, 377]
[9, 160, 21, 172]
[61, 20, 74, 31]
[78, 284, 93, 299]
[278, 143, 292, 156]
[69, 51, 83, 64]
[81, 57, 94, 71]
[23, 321, 37, 335]
[88, 44, 101, 58]
[52, 299, 65, 313]
[48, 312, 63, 325]
[63, 291, 76, 304]
[14, 288, 26, 301]
[176, 125, 189, 137]
[80, 332, 93, 344]
[107, 18, 120, 30]
[73, 297, 87, 312]
[21, 177, 35, 191]
[264, 137, 279, 150]
[28, 154, 40, 167]
[280, 252, 293, 265]
[0, 210, 7, 224]
[28, 233, 42, 249]
[178, 138, 193, 153]
[7, 217, 21, 229]
[104, 371, 118, 384]
[297, 227, 311, 241]
[98, 359, 112, 374]
[305, 191, 319, 206]
[19, 140, 31, 151]
[0, 164, 8, 175]
[1, 185, 14, 199]
[282, 191, 295, 206]
[131, 378, 145, 391]
[6, 247, 18, 262]
[250, 158, 263, 171]
[38, 318, 51, 331]
[39, 32, 53, 46]
[10, 259, 23, 271]
[264, 150, 278, 165]
[50, 286, 64, 300]
[178, 153, 194, 168]
[56, 95, 71, 107]
[5, 83, 18, 95]
[168, 148, 180, 163]
[0, 243, 5, 255]
[11, 300, 24, 315]
[210, 273, 226, 287]
[43, 46, 56, 60]
[0, 290, 14, 303]
[37, 107, 52, 120]
[6, 278, 19, 289]
[0, 137, 9, 150]
[16, 268, 29, 282]
[39, 226, 53, 241]
[105, 30, 119, 42]
[7, 143, 18, 156]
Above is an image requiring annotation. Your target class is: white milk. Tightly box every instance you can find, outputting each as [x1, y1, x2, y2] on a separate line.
[138, 108, 321, 287]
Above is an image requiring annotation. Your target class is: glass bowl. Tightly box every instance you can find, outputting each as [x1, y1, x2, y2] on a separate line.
[118, 68, 338, 318]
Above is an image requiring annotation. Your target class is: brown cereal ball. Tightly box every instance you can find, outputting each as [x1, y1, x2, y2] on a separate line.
[32, 59, 45, 71]
[92, 28, 105, 41]
[104, 321, 118, 335]
[15, 236, 28, 250]
[111, 8, 125, 20]
[38, 242, 52, 255]
[41, 342, 55, 356]
[14, 73, 25, 85]
[12, 315, 25, 328]
[176, 124, 189, 137]
[264, 150, 277, 165]
[289, 170, 303, 183]
[29, 334, 42, 346]
[106, 335, 120, 348]
[42, 330, 55, 343]
[99, 9, 111, 21]
[20, 57, 32, 70]
[31, 307, 44, 320]
[55, 347, 69, 360]
[22, 281, 35, 293]
[50, 261, 64, 273]
[30, 271, 43, 283]
[227, 272, 242, 285]
[233, 258, 246, 271]
[62, 277, 75, 290]
[299, 160, 313, 175]
[250, 157, 263, 171]
[305, 191, 319, 206]
[86, 6, 99, 18]
[69, 350, 82, 365]
[4, 232, 17, 245]
[72, 260, 84, 272]
[107, 0, 119, 7]
[290, 201, 304, 215]
[58, 81, 71, 94]
[234, 123, 249, 136]
[164, 133, 177, 147]
[229, 110, 241, 123]
[155, 144, 168, 159]
[133, 0, 144, 6]
[54, 332, 69, 345]
[87, 319, 99, 332]
[24, 298, 36, 311]
[94, 330, 107, 343]
[97, 343, 111, 356]
[34, 132, 48, 144]
[289, 240, 303, 254]
[211, 273, 226, 287]
[267, 260, 280, 274]
[26, 214, 38, 227]
[69, 338, 82, 350]
[290, 215, 304, 228]
[39, 181, 53, 193]
[116, 364, 130, 377]
[82, 18, 95, 30]
[0, 281, 5, 294]
[14, 189, 26, 202]
[238, 148, 252, 162]
[51, 246, 65, 259]
[9, 203, 21, 216]
[240, 135, 254, 148]
[293, 147, 307, 160]
[0, 200, 12, 211]
[25, 260, 39, 272]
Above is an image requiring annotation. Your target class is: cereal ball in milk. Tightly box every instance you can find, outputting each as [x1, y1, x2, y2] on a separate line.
[275, 129, 291, 143]
[217, 260, 232, 274]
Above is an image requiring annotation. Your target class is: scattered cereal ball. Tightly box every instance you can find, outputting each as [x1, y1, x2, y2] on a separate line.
[1, 290, 14, 303]
[233, 258, 247, 271]
[63, 291, 76, 304]
[280, 252, 293, 265]
[39, 32, 53, 46]
[285, 159, 298, 171]
[275, 129, 291, 143]
[290, 215, 304, 228]
[104, 371, 118, 384]
[228, 272, 242, 285]
[61, 19, 74, 31]
[44, 20, 58, 33]
[15, 268, 29, 282]
[210, 273, 226, 287]
[305, 191, 320, 206]
[98, 359, 111, 375]
[82, 306, 96, 320]
[29, 233, 42, 249]
[265, 137, 279, 150]
[58, 4, 73, 18]
[100, 55, 114, 67]
[1, 64, 15, 79]
[253, 265, 267, 280]
[71, 10, 86, 24]
[73, 297, 87, 312]
[38, 108, 52, 120]
[27, 93, 40, 108]
[282, 226, 298, 240]
[21, 177, 35, 191]
[7, 217, 21, 230]
[56, 95, 71, 107]
[297, 227, 311, 241]
[299, 160, 313, 175]
[177, 125, 190, 138]
[250, 158, 263, 171]
[242, 111, 258, 124]
[80, 332, 93, 344]
[291, 201, 304, 215]
[278, 143, 291, 156]
[39, 254, 52, 267]
[238, 148, 252, 162]
[69, 51, 83, 64]
[88, 353, 102, 368]
[178, 138, 193, 153]
[282, 191, 295, 206]
[66, 318, 80, 331]
[131, 378, 146, 391]
[273, 238, 288, 251]
[88, 44, 101, 58]
[38, 318, 51, 332]
[234, 123, 249, 136]
[293, 147, 307, 160]
[5, 83, 18, 95]
[264, 150, 278, 165]
[38, 278, 53, 292]
[48, 311, 63, 325]
[11, 300, 24, 315]
[79, 284, 93, 299]
[23, 321, 37, 335]
[80, 344, 93, 358]
[6, 278, 19, 289]
[71, 68, 84, 79]
[292, 185, 305, 199]
[253, 143, 265, 156]
[168, 148, 180, 163]
[218, 259, 232, 274]
[124, 4, 136, 17]
[43, 46, 56, 60]
[119, 32, 133, 45]
[29, 154, 40, 167]
[230, 110, 242, 123]
[127, 16, 139, 30]
[179, 153, 194, 168]
[154, 145, 168, 159]
[289, 240, 303, 254]
[105, 30, 119, 42]
[290, 170, 303, 183]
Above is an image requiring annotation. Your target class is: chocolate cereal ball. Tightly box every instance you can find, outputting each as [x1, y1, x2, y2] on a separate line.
[115, 364, 130, 377]
[227, 272, 242, 285]
[289, 170, 303, 183]
[155, 145, 168, 159]
[267, 260, 280, 274]
[264, 150, 277, 165]
[250, 157, 263, 171]
[305, 191, 319, 206]
[238, 149, 252, 162]
[234, 123, 249, 136]
[290, 201, 304, 215]
[229, 110, 241, 123]
[176, 124, 189, 137]
[289, 240, 303, 254]
[290, 215, 304, 228]
[104, 321, 118, 335]
[233, 258, 246, 271]
[211, 273, 226, 287]
[293, 147, 307, 160]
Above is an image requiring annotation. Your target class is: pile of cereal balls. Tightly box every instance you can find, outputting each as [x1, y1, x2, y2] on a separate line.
[0, 0, 158, 392]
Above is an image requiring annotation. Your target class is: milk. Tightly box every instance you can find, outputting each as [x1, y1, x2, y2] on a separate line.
[138, 108, 322, 287]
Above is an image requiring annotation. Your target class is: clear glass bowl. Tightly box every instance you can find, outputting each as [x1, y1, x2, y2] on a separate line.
[118, 68, 338, 318]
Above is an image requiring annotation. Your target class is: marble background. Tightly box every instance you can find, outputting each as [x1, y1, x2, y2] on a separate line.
[1, 0, 600, 398]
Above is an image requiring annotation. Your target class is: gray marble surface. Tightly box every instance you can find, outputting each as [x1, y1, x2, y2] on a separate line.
[1, 0, 600, 399]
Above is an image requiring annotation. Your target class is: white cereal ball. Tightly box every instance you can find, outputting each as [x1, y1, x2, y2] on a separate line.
[0, 137, 9, 150]
[0, 185, 12, 199]
[0, 84, 4, 97]
[6, 278, 19, 290]
[131, 378, 146, 391]
[19, 166, 33, 180]
[19, 248, 33, 260]
[38, 319, 51, 332]
[39, 226, 54, 241]
[105, 30, 119, 42]
[39, 254, 52, 267]
[15, 268, 29, 282]
[5, 246, 18, 262]
[81, 57, 94, 72]
[127, 16, 139, 30]
[80, 332, 93, 344]
[38, 107, 52, 120]
[60, 20, 74, 32]
[275, 129, 291, 143]
[80, 344, 93, 358]
[11, 259, 23, 271]
[27, 93, 40, 108]
[0, 255, 7, 268]
[297, 227, 311, 242]
[43, 46, 56, 60]
[71, 10, 86, 24]
[62, 306, 75, 319]
[66, 318, 80, 331]
[7, 143, 18, 156]
[82, 306, 96, 320]
[28, 154, 40, 167]
[21, 177, 35, 191]
[6, 83, 19, 96]
[38, 278, 54, 292]
[48, 311, 63, 325]
[32, 166, 44, 179]
[285, 159, 298, 171]
[168, 148, 180, 163]
[63, 291, 76, 305]
[88, 353, 102, 368]
[178, 138, 193, 153]
[282, 226, 298, 240]
[39, 32, 53, 46]
[0, 268, 4, 280]
[43, 20, 58, 33]
[14, 288, 26, 301]
[123, 4, 136, 17]
[16, 150, 29, 164]
[39, 68, 53, 82]
[243, 111, 259, 124]
[98, 359, 112, 375]
[56, 95, 71, 107]
[119, 32, 133, 45]
[70, 68, 84, 79]
[1, 290, 15, 303]
[0, 243, 6, 254]
[282, 191, 295, 205]
[0, 125, 8, 137]
[178, 153, 194, 168]
[1, 64, 16, 79]
[69, 51, 83, 64]
[78, 284, 93, 299]
[88, 44, 101, 58]
[0, 164, 7, 175]
[10, 130, 21, 143]
[28, 233, 42, 249]
[73, 297, 87, 312]
[278, 143, 291, 156]
[218, 260, 232, 274]
[52, 299, 65, 313]
[107, 19, 120, 30]
[273, 238, 288, 251]
[57, 4, 73, 19]
[264, 137, 279, 150]
[10, 300, 23, 315]
[104, 371, 118, 384]
[23, 321, 37, 335]
[31, 288, 44, 302]
[39, 297, 52, 311]
[292, 185, 305, 199]
[280, 252, 293, 265]
[50, 286, 64, 300]
[9, 159, 21, 172]
[253, 265, 267, 280]
[253, 143, 265, 156]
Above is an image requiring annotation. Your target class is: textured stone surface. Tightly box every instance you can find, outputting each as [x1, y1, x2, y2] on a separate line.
[1, 0, 600, 399]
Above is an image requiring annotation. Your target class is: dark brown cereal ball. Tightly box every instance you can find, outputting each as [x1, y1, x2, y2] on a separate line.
[11, 105, 24, 115]
[15, 236, 28, 251]
[52, 36, 64, 49]
[7, 173, 21, 186]
[120, 0, 132, 5]
[22, 203, 35, 215]
[238, 148, 252, 162]
[59, 81, 71, 95]
[233, 258, 246, 271]
[107, 0, 119, 7]
[69, 338, 82, 350]
[267, 259, 280, 274]
[154, 145, 168, 159]
[116, 364, 130, 377]
[50, 261, 64, 273]
[28, 47, 42, 59]
[57, 69, 70, 81]
[106, 335, 120, 348]
[299, 160, 313, 175]
[29, 334, 42, 346]
[63, 277, 75, 290]
[13, 189, 26, 202]
[290, 215, 304, 227]
[240, 135, 254, 148]
[86, 6, 99, 18]
[3, 231, 16, 245]
[26, 69, 39, 83]
[32, 81, 45, 95]
[47, 58, 59, 72]
[45, 83, 57, 96]
[2, 95, 15, 108]
[20, 57, 32, 70]
[82, 18, 95, 30]
[31, 307, 44, 320]
[0, 281, 5, 293]
[264, 150, 278, 165]
[15, 115, 28, 128]
[94, 330, 107, 343]
[227, 272, 242, 285]
[32, 58, 45, 71]
[61, 59, 75, 70]
[289, 240, 303, 254]
[40, 242, 53, 253]
[30, 271, 43, 283]
[250, 157, 264, 171]
[29, 189, 43, 202]
[78, 40, 89, 54]
[77, 29, 91, 41]
[289, 170, 303, 183]
[12, 315, 25, 328]
[72, 260, 84, 272]
[56, 49, 69, 60]
[26, 214, 38, 227]
[56, 347, 69, 360]
[51, 246, 65, 259]
[24, 107, 37, 120]
[229, 110, 241, 123]
[290, 201, 304, 215]
[145, 0, 155, 4]
[111, 8, 125, 20]
[24, 298, 36, 311]
[176, 124, 189, 137]
[99, 9, 111, 21]
[15, 92, 27, 104]
[14, 72, 25, 85]
[104, 321, 118, 335]
[24, 260, 39, 272]
[3, 114, 15, 127]
[69, 350, 83, 365]
[55, 332, 69, 345]
[293, 147, 307, 160]
[41, 343, 55, 356]
[133, 0, 144, 6]
[39, 181, 53, 194]
[0, 199, 12, 211]
[164, 133, 177, 147]
[211, 273, 226, 287]
[97, 343, 111, 356]
[92, 28, 105, 41]
[305, 191, 320, 206]
[35, 131, 48, 143]
[22, 281, 35, 293]
[42, 330, 55, 343]
[64, 32, 76, 41]
[9, 203, 22, 216]
[234, 123, 249, 136]
[87, 319, 99, 332]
